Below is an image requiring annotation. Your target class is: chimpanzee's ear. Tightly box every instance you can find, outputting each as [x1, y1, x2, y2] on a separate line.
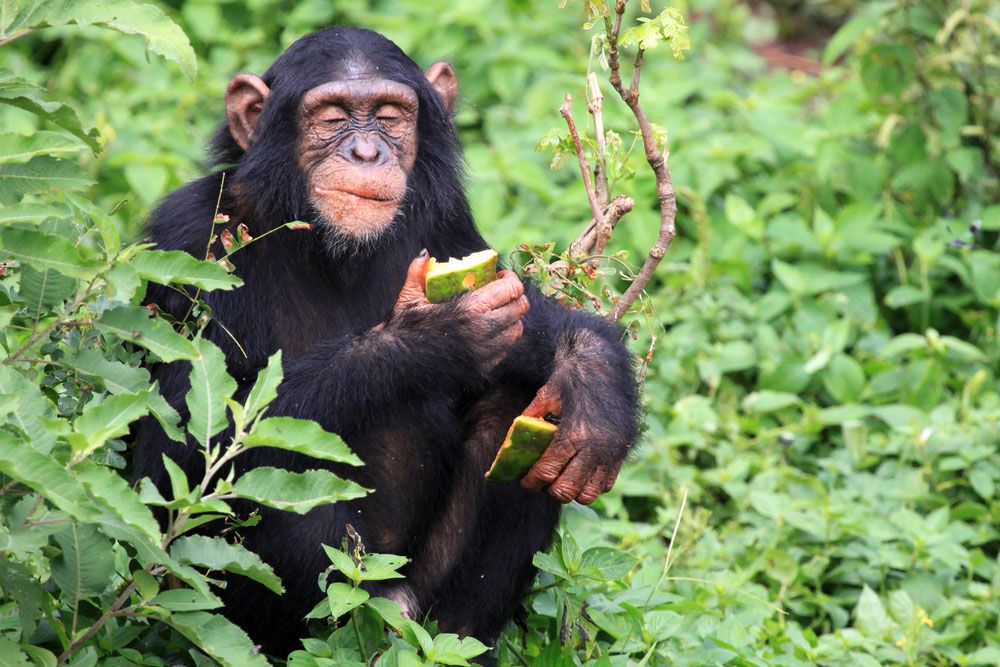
[226, 73, 271, 151]
[425, 62, 458, 115]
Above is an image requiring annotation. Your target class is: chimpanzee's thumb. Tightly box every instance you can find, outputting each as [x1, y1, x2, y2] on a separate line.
[394, 249, 431, 311]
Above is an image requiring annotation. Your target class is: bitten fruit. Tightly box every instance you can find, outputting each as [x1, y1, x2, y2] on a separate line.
[485, 415, 558, 483]
[425, 249, 499, 303]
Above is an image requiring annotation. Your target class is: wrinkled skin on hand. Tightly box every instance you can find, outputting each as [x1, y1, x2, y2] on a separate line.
[394, 251, 530, 372]
[520, 330, 630, 505]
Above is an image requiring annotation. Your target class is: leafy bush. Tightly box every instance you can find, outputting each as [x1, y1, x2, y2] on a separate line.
[1, 0, 998, 666]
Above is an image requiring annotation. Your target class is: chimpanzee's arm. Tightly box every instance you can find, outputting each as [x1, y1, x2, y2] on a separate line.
[497, 283, 641, 504]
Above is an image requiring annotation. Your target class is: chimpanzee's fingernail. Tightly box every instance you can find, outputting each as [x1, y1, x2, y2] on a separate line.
[419, 248, 428, 258]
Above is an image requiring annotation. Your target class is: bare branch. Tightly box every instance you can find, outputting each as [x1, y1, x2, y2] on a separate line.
[569, 195, 635, 256]
[587, 73, 609, 205]
[560, 94, 606, 245]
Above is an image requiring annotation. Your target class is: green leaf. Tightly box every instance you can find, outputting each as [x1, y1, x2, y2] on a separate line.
[365, 596, 407, 632]
[131, 249, 243, 292]
[0, 131, 85, 163]
[244, 417, 362, 466]
[3, 1, 197, 81]
[0, 431, 97, 520]
[772, 260, 865, 295]
[232, 467, 368, 514]
[0, 227, 103, 279]
[742, 391, 801, 413]
[96, 305, 199, 362]
[884, 285, 926, 308]
[147, 588, 224, 612]
[0, 156, 92, 203]
[243, 352, 283, 421]
[579, 547, 638, 580]
[73, 391, 150, 458]
[822, 354, 866, 403]
[50, 523, 115, 601]
[166, 612, 269, 667]
[66, 349, 148, 394]
[0, 70, 100, 150]
[354, 553, 407, 582]
[0, 202, 65, 225]
[171, 535, 284, 594]
[185, 337, 237, 447]
[74, 462, 161, 544]
[18, 265, 76, 315]
[428, 633, 490, 665]
[854, 585, 895, 639]
[325, 582, 369, 620]
[0, 366, 60, 454]
[822, 1, 892, 64]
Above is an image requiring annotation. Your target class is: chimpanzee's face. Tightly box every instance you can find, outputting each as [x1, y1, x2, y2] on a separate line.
[224, 61, 457, 242]
[297, 78, 418, 240]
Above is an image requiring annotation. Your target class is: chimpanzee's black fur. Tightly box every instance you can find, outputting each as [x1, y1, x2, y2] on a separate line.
[133, 27, 639, 656]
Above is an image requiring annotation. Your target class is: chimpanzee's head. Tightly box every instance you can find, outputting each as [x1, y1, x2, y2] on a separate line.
[217, 28, 464, 249]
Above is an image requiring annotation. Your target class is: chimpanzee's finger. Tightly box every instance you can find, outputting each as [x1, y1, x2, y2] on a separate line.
[522, 382, 562, 419]
[485, 295, 529, 332]
[576, 465, 608, 505]
[520, 437, 575, 491]
[547, 453, 593, 504]
[604, 460, 624, 492]
[394, 250, 431, 311]
[469, 270, 524, 310]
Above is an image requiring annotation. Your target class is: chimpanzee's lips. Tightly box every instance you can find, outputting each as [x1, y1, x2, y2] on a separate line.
[314, 186, 402, 204]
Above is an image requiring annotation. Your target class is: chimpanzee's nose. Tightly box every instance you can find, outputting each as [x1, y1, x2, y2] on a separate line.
[349, 136, 383, 164]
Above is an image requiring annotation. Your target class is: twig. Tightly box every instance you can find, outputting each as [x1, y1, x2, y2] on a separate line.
[587, 73, 610, 205]
[569, 195, 635, 257]
[605, 1, 678, 321]
[57, 580, 138, 664]
[0, 29, 33, 48]
[560, 95, 606, 243]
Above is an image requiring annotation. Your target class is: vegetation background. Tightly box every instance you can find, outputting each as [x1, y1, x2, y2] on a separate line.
[0, 0, 998, 665]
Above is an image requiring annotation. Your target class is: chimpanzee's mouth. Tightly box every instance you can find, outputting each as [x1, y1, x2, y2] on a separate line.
[314, 186, 402, 204]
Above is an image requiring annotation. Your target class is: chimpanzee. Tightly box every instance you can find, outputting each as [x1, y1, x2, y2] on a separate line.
[133, 27, 640, 655]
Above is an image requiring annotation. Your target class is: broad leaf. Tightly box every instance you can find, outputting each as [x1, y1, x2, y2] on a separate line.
[72, 391, 150, 458]
[170, 535, 283, 594]
[232, 467, 368, 514]
[0, 202, 65, 225]
[185, 337, 236, 447]
[74, 462, 161, 544]
[132, 249, 243, 292]
[0, 130, 85, 163]
[0, 70, 99, 150]
[244, 417, 362, 466]
[0, 432, 97, 520]
[96, 305, 199, 362]
[50, 523, 115, 601]
[0, 156, 92, 203]
[1, 1, 197, 81]
[18, 266, 76, 315]
[166, 612, 269, 667]
[147, 588, 223, 612]
[243, 352, 283, 421]
[324, 582, 368, 620]
[0, 227, 103, 279]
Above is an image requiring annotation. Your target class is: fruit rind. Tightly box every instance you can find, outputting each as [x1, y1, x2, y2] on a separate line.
[485, 415, 558, 483]
[425, 249, 499, 303]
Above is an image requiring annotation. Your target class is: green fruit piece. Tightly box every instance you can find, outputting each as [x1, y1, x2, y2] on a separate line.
[485, 415, 558, 483]
[425, 249, 499, 303]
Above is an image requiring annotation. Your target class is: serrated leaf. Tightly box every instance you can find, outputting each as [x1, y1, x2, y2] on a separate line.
[0, 70, 100, 150]
[50, 522, 115, 601]
[185, 337, 236, 447]
[244, 417, 361, 466]
[0, 156, 92, 203]
[0, 366, 60, 454]
[17, 265, 76, 315]
[3, 1, 197, 81]
[0, 202, 65, 225]
[66, 349, 148, 394]
[243, 352, 283, 421]
[0, 130, 85, 163]
[232, 467, 368, 514]
[74, 461, 161, 544]
[131, 249, 243, 292]
[166, 612, 269, 667]
[0, 227, 103, 279]
[148, 588, 224, 612]
[579, 547, 638, 580]
[171, 535, 284, 594]
[96, 305, 199, 362]
[0, 431, 97, 520]
[73, 391, 150, 458]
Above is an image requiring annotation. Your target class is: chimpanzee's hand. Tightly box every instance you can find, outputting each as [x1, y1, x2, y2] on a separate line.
[519, 332, 631, 504]
[394, 251, 530, 372]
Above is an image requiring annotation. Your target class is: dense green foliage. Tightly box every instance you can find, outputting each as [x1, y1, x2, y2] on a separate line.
[0, 0, 998, 665]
